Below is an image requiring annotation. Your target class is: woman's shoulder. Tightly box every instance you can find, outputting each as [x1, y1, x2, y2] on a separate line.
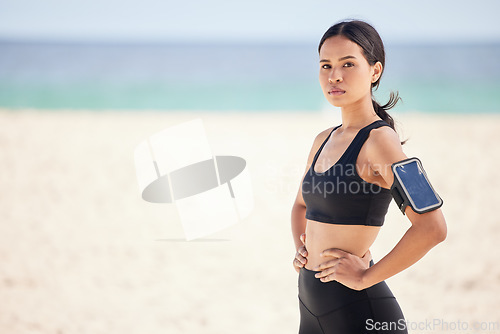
[314, 124, 341, 145]
[304, 126, 338, 163]
[368, 124, 400, 147]
[366, 124, 406, 163]
[311, 125, 337, 148]
[315, 126, 337, 142]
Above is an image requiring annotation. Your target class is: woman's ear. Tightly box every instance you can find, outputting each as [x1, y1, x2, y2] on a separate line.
[372, 61, 383, 83]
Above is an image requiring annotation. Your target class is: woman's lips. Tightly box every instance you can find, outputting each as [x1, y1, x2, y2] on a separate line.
[328, 88, 346, 96]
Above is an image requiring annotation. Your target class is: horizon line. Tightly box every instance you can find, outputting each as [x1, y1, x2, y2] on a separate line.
[1, 37, 499, 47]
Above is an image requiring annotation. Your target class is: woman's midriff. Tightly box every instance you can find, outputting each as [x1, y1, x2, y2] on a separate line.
[304, 219, 381, 270]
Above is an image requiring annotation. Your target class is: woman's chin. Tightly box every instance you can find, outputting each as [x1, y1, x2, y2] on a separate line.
[328, 100, 344, 108]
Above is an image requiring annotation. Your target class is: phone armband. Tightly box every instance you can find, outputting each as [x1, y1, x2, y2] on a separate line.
[390, 157, 443, 215]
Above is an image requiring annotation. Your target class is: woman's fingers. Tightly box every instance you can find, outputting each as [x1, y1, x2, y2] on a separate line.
[293, 257, 306, 272]
[294, 234, 308, 272]
[315, 268, 337, 281]
[314, 259, 344, 282]
[313, 258, 341, 271]
[321, 248, 349, 258]
[294, 246, 308, 272]
[298, 244, 308, 258]
[296, 252, 307, 265]
[313, 251, 369, 288]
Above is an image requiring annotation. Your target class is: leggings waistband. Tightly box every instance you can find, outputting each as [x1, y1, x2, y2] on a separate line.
[298, 267, 395, 317]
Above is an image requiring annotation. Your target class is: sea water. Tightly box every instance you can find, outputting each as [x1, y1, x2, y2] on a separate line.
[0, 41, 499, 112]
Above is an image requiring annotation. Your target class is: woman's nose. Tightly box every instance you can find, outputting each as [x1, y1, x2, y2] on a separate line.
[328, 70, 342, 84]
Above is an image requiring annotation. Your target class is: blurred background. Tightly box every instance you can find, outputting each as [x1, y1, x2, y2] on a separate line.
[1, 1, 500, 334]
[1, 0, 500, 113]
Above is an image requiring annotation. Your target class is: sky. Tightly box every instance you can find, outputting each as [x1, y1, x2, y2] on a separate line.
[1, 0, 500, 44]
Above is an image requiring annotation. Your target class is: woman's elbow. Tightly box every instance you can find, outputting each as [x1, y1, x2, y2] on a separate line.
[433, 219, 447, 244]
[410, 208, 447, 245]
[429, 210, 447, 244]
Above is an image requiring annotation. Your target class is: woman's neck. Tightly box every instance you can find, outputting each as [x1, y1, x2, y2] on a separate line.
[339, 97, 379, 129]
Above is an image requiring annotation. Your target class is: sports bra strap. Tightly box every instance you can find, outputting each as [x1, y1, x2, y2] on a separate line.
[311, 124, 341, 166]
[343, 120, 390, 163]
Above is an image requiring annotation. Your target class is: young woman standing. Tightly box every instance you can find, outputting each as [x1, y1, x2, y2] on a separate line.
[291, 20, 447, 333]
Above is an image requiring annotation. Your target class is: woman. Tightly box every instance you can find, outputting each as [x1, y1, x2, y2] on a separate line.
[291, 20, 447, 333]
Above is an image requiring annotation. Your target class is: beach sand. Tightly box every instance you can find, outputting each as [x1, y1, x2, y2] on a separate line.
[1, 108, 499, 333]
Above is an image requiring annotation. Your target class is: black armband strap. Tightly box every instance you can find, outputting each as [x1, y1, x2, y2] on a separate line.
[390, 157, 443, 215]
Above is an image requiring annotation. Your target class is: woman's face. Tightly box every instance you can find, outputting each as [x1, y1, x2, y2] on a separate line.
[318, 35, 381, 108]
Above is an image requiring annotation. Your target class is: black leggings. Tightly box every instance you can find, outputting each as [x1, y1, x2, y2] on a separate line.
[298, 267, 408, 334]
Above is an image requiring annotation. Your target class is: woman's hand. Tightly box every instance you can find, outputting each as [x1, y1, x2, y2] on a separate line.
[313, 249, 372, 290]
[293, 233, 308, 273]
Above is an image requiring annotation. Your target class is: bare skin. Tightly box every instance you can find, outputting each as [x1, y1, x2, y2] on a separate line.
[292, 36, 447, 290]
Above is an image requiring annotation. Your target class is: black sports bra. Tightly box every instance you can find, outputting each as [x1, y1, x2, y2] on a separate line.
[302, 120, 393, 226]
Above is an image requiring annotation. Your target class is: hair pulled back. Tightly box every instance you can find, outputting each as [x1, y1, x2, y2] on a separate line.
[318, 20, 400, 131]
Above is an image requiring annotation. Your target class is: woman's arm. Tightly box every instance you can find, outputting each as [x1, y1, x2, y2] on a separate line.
[314, 126, 447, 289]
[291, 200, 307, 252]
[292, 128, 333, 272]
[360, 206, 446, 288]
[291, 164, 311, 273]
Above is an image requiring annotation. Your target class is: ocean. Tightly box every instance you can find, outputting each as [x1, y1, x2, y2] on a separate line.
[1, 40, 499, 113]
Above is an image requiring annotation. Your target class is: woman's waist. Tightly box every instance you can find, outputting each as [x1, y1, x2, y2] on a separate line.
[304, 219, 379, 270]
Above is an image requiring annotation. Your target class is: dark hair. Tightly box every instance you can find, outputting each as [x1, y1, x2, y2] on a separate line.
[318, 20, 401, 131]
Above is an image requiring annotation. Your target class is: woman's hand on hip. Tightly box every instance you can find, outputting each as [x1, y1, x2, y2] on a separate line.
[293, 233, 308, 273]
[313, 248, 372, 290]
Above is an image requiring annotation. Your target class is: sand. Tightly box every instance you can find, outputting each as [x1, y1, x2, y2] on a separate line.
[1, 108, 499, 334]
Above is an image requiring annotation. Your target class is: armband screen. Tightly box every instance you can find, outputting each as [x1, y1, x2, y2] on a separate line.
[391, 158, 443, 214]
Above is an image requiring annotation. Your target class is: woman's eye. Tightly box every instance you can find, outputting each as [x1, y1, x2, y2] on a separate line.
[321, 64, 331, 70]
[343, 62, 354, 68]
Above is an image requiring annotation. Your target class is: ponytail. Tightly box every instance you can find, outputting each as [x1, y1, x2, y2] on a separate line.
[372, 91, 406, 144]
